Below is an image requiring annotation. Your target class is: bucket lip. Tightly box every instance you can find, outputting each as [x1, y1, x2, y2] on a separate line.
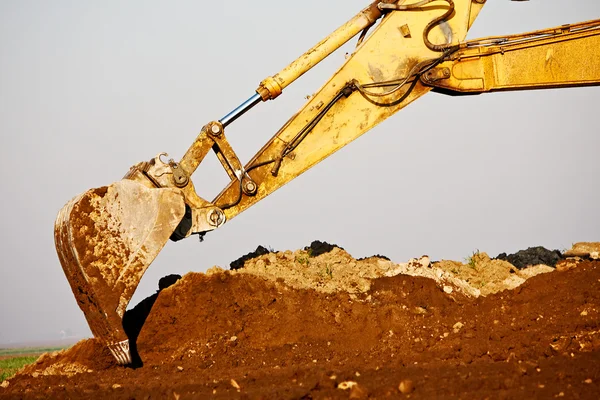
[55, 179, 187, 365]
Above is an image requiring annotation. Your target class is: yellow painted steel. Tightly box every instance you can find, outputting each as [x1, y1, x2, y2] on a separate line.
[256, 2, 383, 100]
[216, 0, 482, 219]
[424, 20, 600, 93]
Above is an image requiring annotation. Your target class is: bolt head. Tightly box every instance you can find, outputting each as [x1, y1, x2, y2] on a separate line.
[245, 181, 256, 192]
[208, 209, 223, 227]
[211, 124, 221, 134]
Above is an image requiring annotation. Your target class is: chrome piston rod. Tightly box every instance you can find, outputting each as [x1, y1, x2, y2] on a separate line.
[220, 92, 262, 128]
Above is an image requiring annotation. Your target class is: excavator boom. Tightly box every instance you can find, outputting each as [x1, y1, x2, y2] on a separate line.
[54, 0, 600, 364]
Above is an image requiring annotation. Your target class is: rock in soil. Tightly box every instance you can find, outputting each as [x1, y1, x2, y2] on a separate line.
[495, 246, 562, 269]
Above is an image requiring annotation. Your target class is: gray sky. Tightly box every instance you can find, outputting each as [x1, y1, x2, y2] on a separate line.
[1, 1, 599, 344]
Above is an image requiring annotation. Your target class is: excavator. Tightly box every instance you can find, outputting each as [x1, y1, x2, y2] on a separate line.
[54, 0, 600, 365]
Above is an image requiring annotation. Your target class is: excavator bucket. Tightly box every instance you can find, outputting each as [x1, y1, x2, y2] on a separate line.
[54, 179, 186, 364]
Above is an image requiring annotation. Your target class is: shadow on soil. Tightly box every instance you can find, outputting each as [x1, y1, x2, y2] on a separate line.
[122, 274, 181, 368]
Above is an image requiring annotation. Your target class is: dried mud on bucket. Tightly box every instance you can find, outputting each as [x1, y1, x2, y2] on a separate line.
[2, 242, 600, 399]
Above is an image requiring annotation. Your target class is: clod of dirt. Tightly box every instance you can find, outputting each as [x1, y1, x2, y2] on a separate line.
[495, 246, 562, 269]
[398, 379, 415, 394]
[304, 240, 343, 257]
[349, 383, 368, 399]
[230, 245, 272, 270]
[358, 254, 391, 261]
[564, 242, 600, 260]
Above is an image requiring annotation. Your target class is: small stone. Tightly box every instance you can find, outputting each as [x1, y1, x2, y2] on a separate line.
[453, 322, 464, 333]
[355, 371, 361, 377]
[419, 256, 431, 268]
[230, 336, 238, 342]
[443, 286, 453, 294]
[230, 379, 241, 391]
[87, 369, 93, 373]
[31, 372, 39, 378]
[205, 266, 224, 276]
[177, 366, 183, 371]
[585, 378, 593, 384]
[538, 384, 545, 388]
[556, 392, 564, 397]
[338, 381, 357, 390]
[398, 379, 415, 394]
[413, 306, 427, 315]
[580, 310, 588, 316]
[112, 384, 121, 389]
[1, 381, 9, 388]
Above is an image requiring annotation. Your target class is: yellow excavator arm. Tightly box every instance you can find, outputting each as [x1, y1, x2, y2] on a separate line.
[165, 0, 600, 233]
[55, 0, 600, 364]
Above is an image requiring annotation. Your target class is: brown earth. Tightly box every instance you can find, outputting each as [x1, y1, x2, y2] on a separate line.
[1, 246, 600, 399]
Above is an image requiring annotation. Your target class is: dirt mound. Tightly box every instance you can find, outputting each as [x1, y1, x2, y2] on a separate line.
[2, 249, 599, 399]
[232, 247, 553, 297]
[564, 242, 600, 260]
[16, 339, 114, 378]
[433, 251, 554, 296]
[496, 246, 562, 269]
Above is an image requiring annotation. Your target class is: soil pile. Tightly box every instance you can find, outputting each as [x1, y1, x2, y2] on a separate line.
[232, 244, 554, 297]
[2, 244, 600, 399]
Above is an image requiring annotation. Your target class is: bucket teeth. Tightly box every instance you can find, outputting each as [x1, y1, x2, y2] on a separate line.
[54, 179, 186, 364]
[107, 340, 132, 365]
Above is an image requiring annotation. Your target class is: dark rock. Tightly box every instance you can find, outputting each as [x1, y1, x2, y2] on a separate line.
[304, 240, 343, 257]
[357, 254, 391, 261]
[495, 246, 562, 269]
[230, 245, 272, 270]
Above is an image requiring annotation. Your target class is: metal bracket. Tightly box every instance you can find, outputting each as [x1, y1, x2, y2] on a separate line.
[421, 67, 451, 83]
[192, 206, 226, 233]
[206, 121, 258, 196]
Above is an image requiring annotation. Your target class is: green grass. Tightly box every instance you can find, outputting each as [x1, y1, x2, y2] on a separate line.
[0, 356, 38, 381]
[464, 250, 480, 269]
[295, 254, 310, 265]
[0, 346, 64, 357]
[0, 346, 70, 381]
